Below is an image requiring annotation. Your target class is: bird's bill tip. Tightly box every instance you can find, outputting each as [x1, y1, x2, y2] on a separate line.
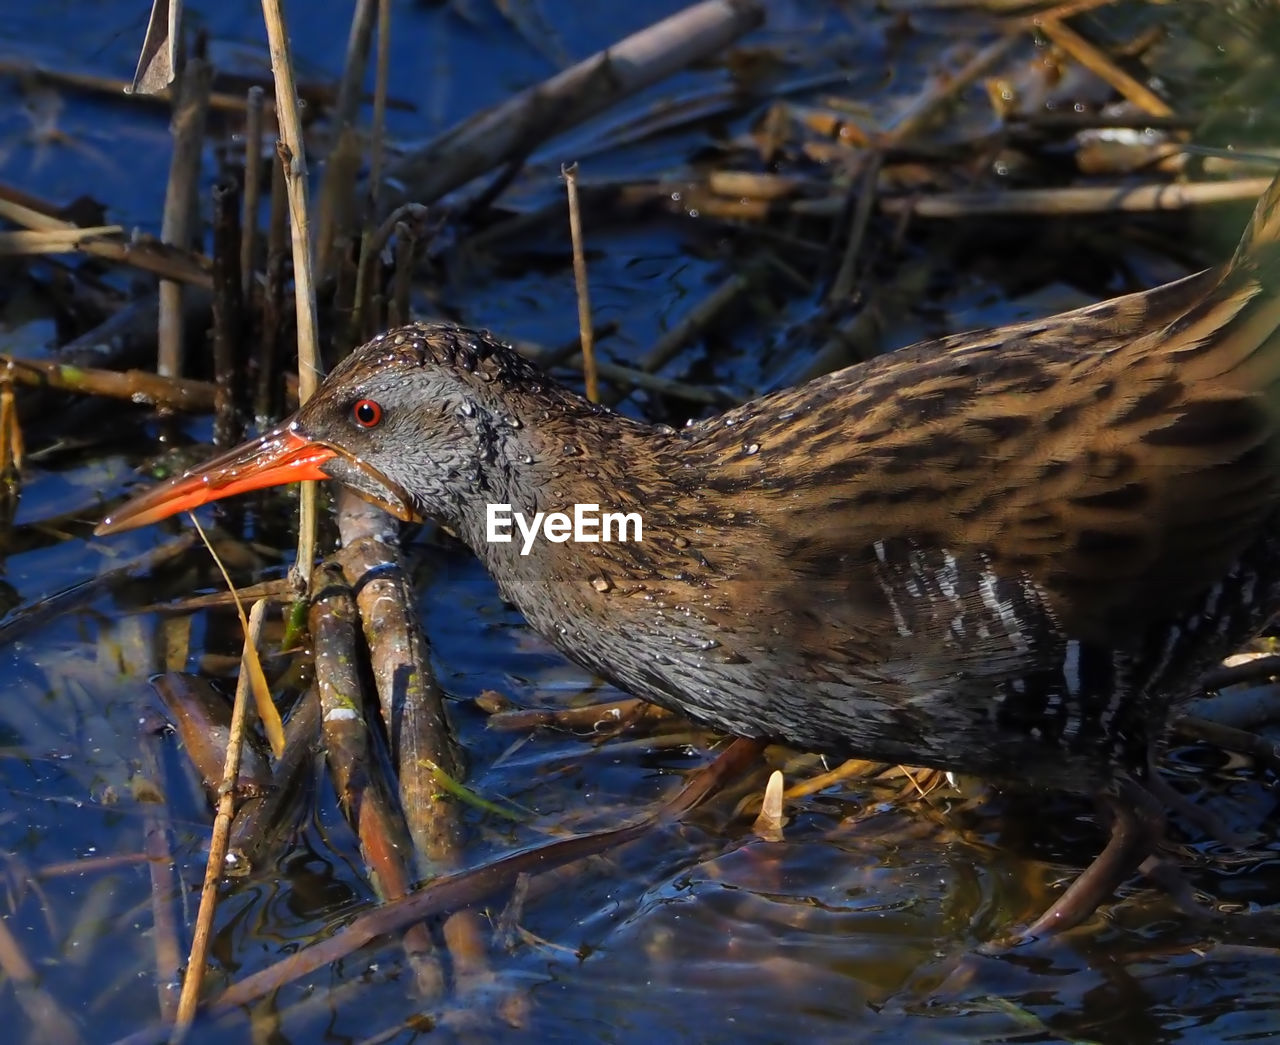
[94, 428, 337, 536]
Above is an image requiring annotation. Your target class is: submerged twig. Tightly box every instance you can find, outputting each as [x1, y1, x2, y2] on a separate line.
[0, 914, 84, 1043]
[638, 268, 759, 372]
[885, 33, 1020, 143]
[828, 152, 882, 302]
[212, 737, 765, 1012]
[1176, 717, 1280, 777]
[140, 578, 293, 615]
[0, 365, 24, 482]
[480, 694, 660, 734]
[0, 225, 123, 253]
[137, 720, 182, 1026]
[151, 673, 272, 802]
[588, 358, 738, 405]
[0, 533, 198, 647]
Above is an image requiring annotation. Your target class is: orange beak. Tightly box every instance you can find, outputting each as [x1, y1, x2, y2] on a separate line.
[95, 426, 337, 536]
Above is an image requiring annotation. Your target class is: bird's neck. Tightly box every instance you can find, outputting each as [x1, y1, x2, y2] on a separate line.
[444, 390, 673, 579]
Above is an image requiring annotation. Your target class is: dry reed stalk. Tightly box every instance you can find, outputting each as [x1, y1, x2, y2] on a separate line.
[172, 599, 268, 1037]
[562, 163, 599, 401]
[158, 57, 212, 378]
[260, 0, 322, 583]
[373, 0, 765, 215]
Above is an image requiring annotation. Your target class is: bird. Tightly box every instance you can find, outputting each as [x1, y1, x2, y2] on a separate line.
[97, 172, 1280, 940]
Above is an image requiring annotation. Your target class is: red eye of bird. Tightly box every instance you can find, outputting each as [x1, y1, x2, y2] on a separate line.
[353, 399, 383, 428]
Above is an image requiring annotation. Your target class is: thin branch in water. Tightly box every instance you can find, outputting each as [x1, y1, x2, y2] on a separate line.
[0, 225, 123, 253]
[228, 686, 322, 871]
[0, 364, 24, 481]
[884, 33, 1019, 143]
[388, 220, 415, 329]
[637, 268, 758, 374]
[172, 598, 268, 1038]
[0, 533, 199, 647]
[137, 719, 181, 1026]
[210, 737, 765, 1012]
[0, 195, 212, 286]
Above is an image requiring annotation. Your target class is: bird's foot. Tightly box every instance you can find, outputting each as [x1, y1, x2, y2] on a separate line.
[983, 776, 1165, 952]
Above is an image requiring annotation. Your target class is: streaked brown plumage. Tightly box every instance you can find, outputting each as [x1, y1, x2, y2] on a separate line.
[97, 173, 1280, 938]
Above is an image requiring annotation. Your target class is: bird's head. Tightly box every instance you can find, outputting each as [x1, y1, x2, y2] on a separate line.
[95, 323, 584, 537]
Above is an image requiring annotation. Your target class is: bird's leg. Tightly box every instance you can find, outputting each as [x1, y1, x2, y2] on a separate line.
[999, 776, 1165, 946]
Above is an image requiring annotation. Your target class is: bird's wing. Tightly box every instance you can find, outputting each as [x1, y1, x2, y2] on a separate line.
[679, 255, 1280, 691]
